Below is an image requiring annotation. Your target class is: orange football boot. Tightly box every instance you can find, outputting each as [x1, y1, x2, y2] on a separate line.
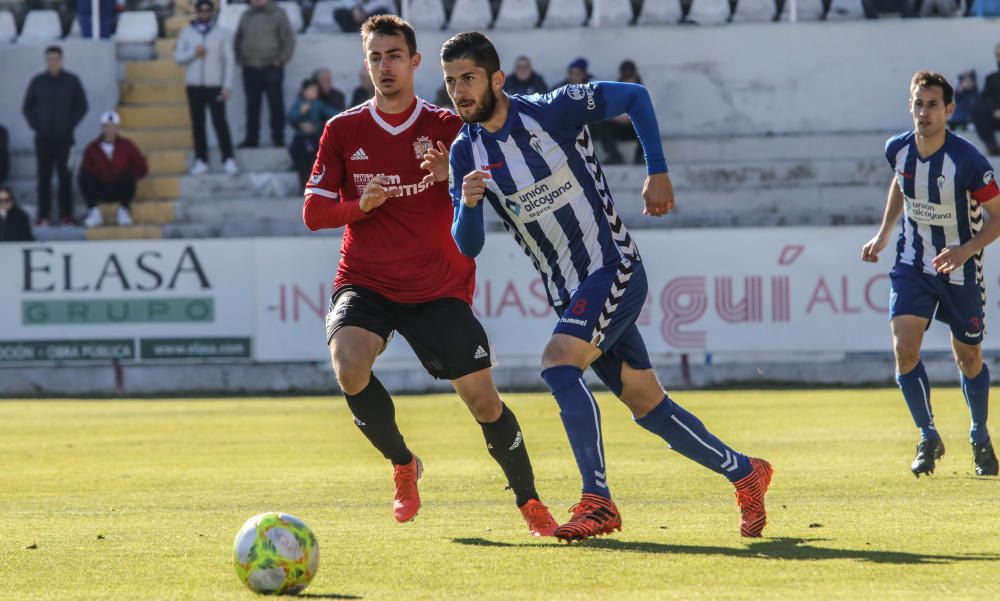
[734, 457, 773, 538]
[392, 455, 423, 523]
[519, 498, 559, 537]
[553, 493, 622, 542]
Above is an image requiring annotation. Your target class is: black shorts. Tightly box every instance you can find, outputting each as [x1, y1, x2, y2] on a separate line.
[325, 285, 494, 380]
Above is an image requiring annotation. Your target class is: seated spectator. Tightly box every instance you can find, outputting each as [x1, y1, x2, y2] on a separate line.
[973, 43, 1000, 156]
[79, 111, 149, 228]
[554, 57, 592, 89]
[287, 77, 338, 186]
[861, 0, 917, 17]
[0, 186, 34, 242]
[951, 69, 977, 131]
[504, 55, 548, 96]
[175, 0, 239, 176]
[350, 68, 374, 106]
[313, 67, 346, 113]
[597, 60, 645, 165]
[332, 0, 394, 33]
[0, 123, 7, 184]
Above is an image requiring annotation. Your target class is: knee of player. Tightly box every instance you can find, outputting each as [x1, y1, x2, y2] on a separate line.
[466, 397, 502, 423]
[332, 360, 372, 395]
[892, 340, 921, 369]
[953, 347, 983, 375]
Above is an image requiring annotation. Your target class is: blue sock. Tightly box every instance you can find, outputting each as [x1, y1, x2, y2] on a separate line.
[541, 365, 610, 498]
[896, 361, 938, 440]
[961, 363, 990, 444]
[634, 394, 752, 482]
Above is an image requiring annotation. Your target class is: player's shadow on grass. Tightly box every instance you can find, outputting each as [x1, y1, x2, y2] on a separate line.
[294, 593, 362, 599]
[452, 536, 1000, 565]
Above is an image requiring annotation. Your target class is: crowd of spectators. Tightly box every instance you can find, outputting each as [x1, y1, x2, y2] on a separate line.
[952, 43, 1000, 156]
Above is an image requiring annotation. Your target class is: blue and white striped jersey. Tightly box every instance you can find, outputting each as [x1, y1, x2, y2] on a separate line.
[886, 130, 999, 286]
[450, 82, 667, 308]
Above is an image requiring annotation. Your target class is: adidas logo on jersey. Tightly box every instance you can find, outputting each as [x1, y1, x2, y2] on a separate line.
[473, 345, 488, 360]
[351, 148, 369, 161]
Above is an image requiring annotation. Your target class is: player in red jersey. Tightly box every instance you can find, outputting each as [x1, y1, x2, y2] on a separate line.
[301, 15, 558, 536]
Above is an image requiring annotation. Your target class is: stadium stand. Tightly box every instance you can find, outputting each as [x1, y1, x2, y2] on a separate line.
[305, 0, 338, 33]
[779, 0, 827, 19]
[18, 9, 62, 43]
[493, 0, 539, 29]
[590, 0, 634, 25]
[406, 0, 448, 29]
[824, 0, 866, 19]
[217, 1, 248, 32]
[0, 9, 16, 42]
[731, 0, 779, 20]
[684, 0, 732, 23]
[542, 0, 588, 26]
[113, 10, 159, 43]
[277, 0, 304, 33]
[447, 0, 493, 29]
[636, 0, 683, 23]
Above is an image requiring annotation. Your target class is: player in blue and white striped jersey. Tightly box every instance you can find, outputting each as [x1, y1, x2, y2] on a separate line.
[863, 71, 1000, 477]
[439, 32, 773, 542]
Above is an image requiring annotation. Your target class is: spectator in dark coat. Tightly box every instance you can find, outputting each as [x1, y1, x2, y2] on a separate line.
[602, 60, 645, 165]
[235, 0, 296, 148]
[78, 111, 149, 228]
[0, 186, 34, 242]
[287, 77, 337, 186]
[503, 56, 548, 96]
[973, 43, 1000, 155]
[350, 68, 374, 107]
[553, 56, 592, 89]
[951, 69, 978, 131]
[0, 124, 8, 184]
[313, 68, 346, 113]
[22, 45, 88, 226]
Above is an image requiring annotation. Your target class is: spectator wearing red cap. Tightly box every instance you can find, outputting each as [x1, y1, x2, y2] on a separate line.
[78, 111, 149, 228]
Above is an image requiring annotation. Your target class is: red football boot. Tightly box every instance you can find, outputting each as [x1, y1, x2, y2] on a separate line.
[734, 457, 773, 538]
[392, 455, 423, 523]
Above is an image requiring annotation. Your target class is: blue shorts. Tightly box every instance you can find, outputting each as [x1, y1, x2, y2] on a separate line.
[890, 262, 985, 345]
[552, 260, 652, 395]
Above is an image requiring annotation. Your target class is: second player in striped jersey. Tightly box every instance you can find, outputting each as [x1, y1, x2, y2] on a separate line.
[862, 70, 1000, 477]
[440, 32, 773, 542]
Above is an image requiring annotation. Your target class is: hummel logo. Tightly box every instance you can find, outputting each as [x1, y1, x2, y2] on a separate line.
[309, 164, 325, 185]
[509, 431, 522, 451]
[352, 414, 366, 427]
[965, 331, 983, 338]
[351, 148, 369, 161]
[473, 345, 488, 360]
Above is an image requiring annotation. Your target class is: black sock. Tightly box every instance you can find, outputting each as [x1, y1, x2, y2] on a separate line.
[479, 403, 539, 507]
[344, 374, 413, 466]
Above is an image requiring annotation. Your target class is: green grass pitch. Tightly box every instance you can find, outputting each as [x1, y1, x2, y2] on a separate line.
[2, 389, 998, 600]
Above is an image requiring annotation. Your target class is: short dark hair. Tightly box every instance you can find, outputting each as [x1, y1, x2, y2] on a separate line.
[440, 32, 500, 77]
[360, 14, 417, 56]
[44, 45, 62, 56]
[910, 70, 954, 105]
[0, 185, 15, 204]
[300, 76, 319, 92]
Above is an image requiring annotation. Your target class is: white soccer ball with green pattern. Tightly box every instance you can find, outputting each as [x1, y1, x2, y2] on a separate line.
[233, 512, 319, 595]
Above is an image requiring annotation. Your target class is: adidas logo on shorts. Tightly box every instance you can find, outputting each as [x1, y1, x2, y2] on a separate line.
[351, 147, 369, 161]
[473, 345, 488, 360]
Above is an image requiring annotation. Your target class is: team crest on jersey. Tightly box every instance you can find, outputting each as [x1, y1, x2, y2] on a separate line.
[937, 175, 946, 190]
[309, 164, 325, 185]
[567, 85, 586, 101]
[413, 135, 433, 159]
[529, 134, 543, 155]
[504, 198, 521, 216]
[986, 171, 995, 185]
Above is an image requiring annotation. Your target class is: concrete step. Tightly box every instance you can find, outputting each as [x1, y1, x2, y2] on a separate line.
[125, 59, 185, 82]
[8, 148, 287, 179]
[178, 170, 302, 200]
[119, 105, 191, 129]
[86, 225, 163, 240]
[155, 38, 177, 58]
[21, 200, 175, 226]
[31, 225, 87, 241]
[138, 176, 181, 199]
[126, 128, 191, 151]
[121, 79, 187, 105]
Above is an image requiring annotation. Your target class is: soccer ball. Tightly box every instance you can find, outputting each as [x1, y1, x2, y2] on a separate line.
[233, 512, 320, 595]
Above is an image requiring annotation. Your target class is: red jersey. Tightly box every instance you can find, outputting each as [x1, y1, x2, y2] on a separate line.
[302, 97, 473, 304]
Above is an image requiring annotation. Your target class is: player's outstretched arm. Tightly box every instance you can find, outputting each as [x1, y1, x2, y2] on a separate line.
[933, 193, 1000, 274]
[862, 177, 903, 263]
[451, 170, 491, 257]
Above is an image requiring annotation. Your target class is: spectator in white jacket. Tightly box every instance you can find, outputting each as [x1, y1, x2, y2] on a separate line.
[174, 0, 239, 175]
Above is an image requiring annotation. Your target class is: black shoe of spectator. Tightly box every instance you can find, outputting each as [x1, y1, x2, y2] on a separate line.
[988, 145, 1000, 157]
[62, 216, 79, 227]
[34, 218, 49, 227]
[238, 140, 259, 149]
[272, 138, 285, 147]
